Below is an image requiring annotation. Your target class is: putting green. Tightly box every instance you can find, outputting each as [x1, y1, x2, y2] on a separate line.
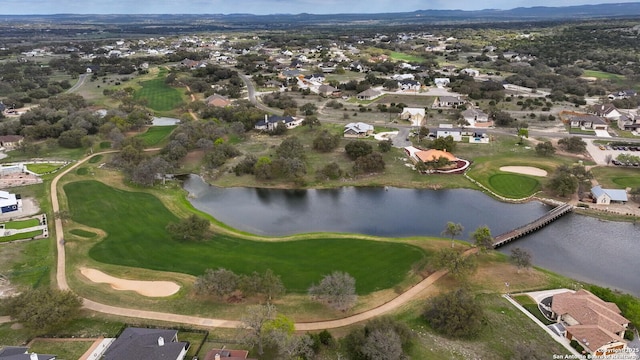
[64, 180, 425, 294]
[488, 173, 540, 198]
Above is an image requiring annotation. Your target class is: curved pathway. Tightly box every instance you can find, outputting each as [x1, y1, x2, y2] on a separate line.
[50, 151, 463, 329]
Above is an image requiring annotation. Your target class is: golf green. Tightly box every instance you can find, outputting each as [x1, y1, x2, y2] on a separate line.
[488, 173, 540, 198]
[64, 181, 425, 294]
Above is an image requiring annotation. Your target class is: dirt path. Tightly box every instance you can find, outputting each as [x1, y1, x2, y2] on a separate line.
[50, 150, 463, 329]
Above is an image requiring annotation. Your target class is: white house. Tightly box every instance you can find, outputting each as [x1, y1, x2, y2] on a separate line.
[592, 104, 622, 121]
[391, 74, 415, 81]
[254, 115, 302, 131]
[461, 108, 489, 127]
[460, 68, 480, 77]
[400, 107, 426, 126]
[433, 96, 465, 108]
[0, 190, 20, 214]
[344, 122, 374, 138]
[435, 124, 463, 142]
[434, 78, 450, 88]
[591, 185, 627, 205]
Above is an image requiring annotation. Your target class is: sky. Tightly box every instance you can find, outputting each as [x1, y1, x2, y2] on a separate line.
[2, 0, 638, 15]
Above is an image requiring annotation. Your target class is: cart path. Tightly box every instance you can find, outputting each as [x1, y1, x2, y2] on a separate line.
[51, 150, 467, 329]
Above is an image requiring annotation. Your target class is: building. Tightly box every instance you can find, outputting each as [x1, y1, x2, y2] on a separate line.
[461, 108, 489, 127]
[569, 114, 608, 130]
[434, 124, 463, 142]
[0, 135, 24, 150]
[344, 122, 374, 138]
[356, 88, 382, 101]
[433, 96, 465, 108]
[551, 290, 630, 357]
[205, 94, 231, 107]
[0, 190, 20, 214]
[590, 185, 628, 205]
[204, 348, 257, 360]
[103, 327, 189, 360]
[254, 115, 302, 131]
[0, 347, 55, 360]
[400, 107, 426, 126]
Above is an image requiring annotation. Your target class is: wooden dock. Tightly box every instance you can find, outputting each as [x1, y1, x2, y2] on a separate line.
[492, 203, 573, 248]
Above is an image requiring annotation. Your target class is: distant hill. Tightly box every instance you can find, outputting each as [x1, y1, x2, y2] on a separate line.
[2, 2, 640, 28]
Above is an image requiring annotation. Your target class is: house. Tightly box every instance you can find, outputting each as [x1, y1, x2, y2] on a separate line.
[433, 96, 465, 108]
[0, 135, 24, 150]
[460, 68, 480, 77]
[303, 73, 325, 83]
[461, 108, 489, 127]
[434, 125, 463, 142]
[551, 289, 630, 357]
[254, 115, 301, 131]
[204, 94, 231, 108]
[591, 185, 628, 205]
[400, 107, 426, 126]
[391, 74, 415, 81]
[608, 89, 637, 100]
[102, 327, 189, 360]
[468, 129, 489, 143]
[398, 79, 421, 91]
[0, 190, 20, 214]
[569, 114, 608, 130]
[204, 348, 257, 360]
[356, 88, 382, 101]
[0, 347, 55, 360]
[317, 84, 340, 97]
[434, 78, 450, 88]
[591, 104, 621, 121]
[617, 113, 640, 131]
[344, 122, 374, 138]
[265, 79, 283, 88]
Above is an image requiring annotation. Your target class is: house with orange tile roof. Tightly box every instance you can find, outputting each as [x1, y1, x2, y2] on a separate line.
[551, 289, 630, 357]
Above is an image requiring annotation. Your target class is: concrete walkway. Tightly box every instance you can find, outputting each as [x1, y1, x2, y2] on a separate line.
[50, 150, 468, 330]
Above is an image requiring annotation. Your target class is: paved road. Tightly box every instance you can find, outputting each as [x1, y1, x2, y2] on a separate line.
[66, 74, 89, 93]
[49, 150, 465, 329]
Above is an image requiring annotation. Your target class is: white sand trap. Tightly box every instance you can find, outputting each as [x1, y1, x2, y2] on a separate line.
[80, 267, 180, 297]
[500, 166, 548, 177]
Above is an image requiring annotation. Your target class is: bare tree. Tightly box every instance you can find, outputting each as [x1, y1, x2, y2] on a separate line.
[442, 221, 464, 248]
[308, 271, 357, 311]
[361, 329, 404, 360]
[510, 247, 532, 272]
[194, 268, 239, 297]
[435, 248, 477, 280]
[239, 304, 277, 355]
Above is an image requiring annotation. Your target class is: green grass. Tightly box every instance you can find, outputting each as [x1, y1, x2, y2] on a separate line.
[136, 125, 177, 146]
[4, 239, 52, 288]
[88, 154, 103, 164]
[76, 167, 89, 175]
[25, 163, 62, 174]
[69, 229, 96, 238]
[65, 180, 425, 294]
[591, 167, 640, 189]
[513, 294, 553, 325]
[389, 51, 425, 63]
[99, 142, 111, 149]
[3, 218, 40, 229]
[488, 173, 540, 198]
[133, 68, 184, 112]
[0, 230, 43, 243]
[29, 339, 94, 360]
[583, 70, 625, 81]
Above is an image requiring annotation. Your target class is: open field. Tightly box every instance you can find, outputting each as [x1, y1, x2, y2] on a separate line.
[133, 67, 185, 112]
[25, 163, 63, 175]
[135, 125, 177, 146]
[64, 180, 426, 294]
[582, 70, 625, 81]
[591, 166, 640, 189]
[389, 51, 426, 62]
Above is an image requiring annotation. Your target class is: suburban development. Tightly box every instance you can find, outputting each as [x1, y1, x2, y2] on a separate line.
[0, 2, 640, 359]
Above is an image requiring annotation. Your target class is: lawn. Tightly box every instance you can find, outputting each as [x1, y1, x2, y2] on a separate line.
[135, 125, 177, 146]
[582, 70, 625, 81]
[513, 294, 553, 325]
[1, 239, 51, 288]
[0, 230, 43, 243]
[591, 166, 640, 188]
[64, 180, 426, 294]
[69, 229, 97, 238]
[25, 163, 63, 174]
[133, 68, 184, 112]
[389, 51, 425, 63]
[488, 173, 540, 198]
[88, 154, 103, 164]
[3, 218, 40, 229]
[28, 339, 94, 360]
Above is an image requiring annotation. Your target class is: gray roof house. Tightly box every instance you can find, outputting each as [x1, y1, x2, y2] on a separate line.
[591, 185, 627, 205]
[0, 347, 55, 360]
[103, 327, 189, 360]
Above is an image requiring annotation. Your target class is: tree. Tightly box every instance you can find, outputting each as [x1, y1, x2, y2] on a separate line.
[535, 141, 555, 156]
[165, 214, 210, 241]
[471, 225, 494, 251]
[276, 136, 305, 160]
[312, 130, 340, 152]
[434, 248, 477, 279]
[58, 128, 88, 148]
[344, 317, 412, 360]
[308, 271, 357, 311]
[378, 139, 392, 152]
[431, 135, 456, 152]
[418, 126, 430, 140]
[548, 165, 579, 197]
[510, 247, 532, 272]
[2, 288, 82, 333]
[194, 268, 240, 297]
[300, 102, 318, 115]
[302, 114, 320, 128]
[240, 304, 277, 355]
[423, 288, 484, 338]
[345, 141, 373, 160]
[353, 152, 385, 174]
[558, 136, 587, 153]
[240, 269, 286, 300]
[442, 221, 464, 248]
[492, 110, 515, 127]
[316, 162, 343, 180]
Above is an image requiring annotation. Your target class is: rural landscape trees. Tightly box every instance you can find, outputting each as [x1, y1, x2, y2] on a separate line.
[308, 271, 358, 311]
[423, 288, 485, 338]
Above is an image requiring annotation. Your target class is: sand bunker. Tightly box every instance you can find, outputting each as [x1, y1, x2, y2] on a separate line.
[500, 166, 548, 177]
[80, 268, 180, 297]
